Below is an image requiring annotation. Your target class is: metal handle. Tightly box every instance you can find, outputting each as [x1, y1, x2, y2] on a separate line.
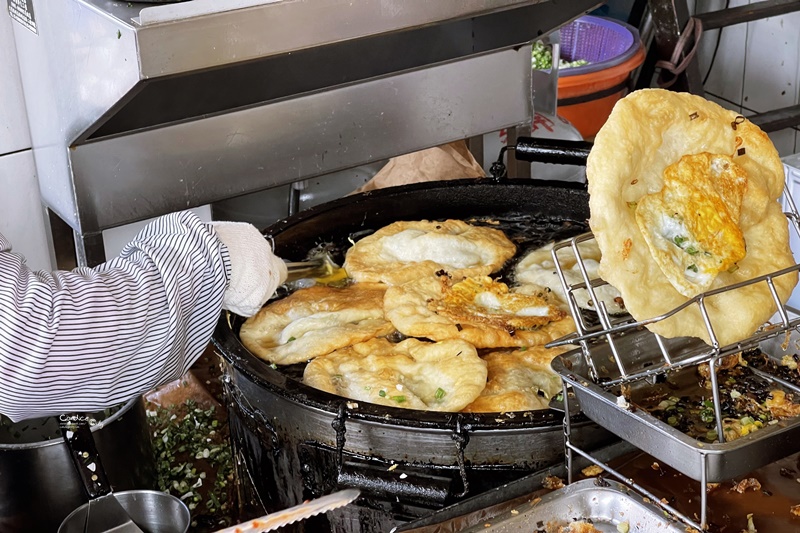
[336, 459, 453, 506]
[512, 137, 593, 166]
[60, 414, 113, 499]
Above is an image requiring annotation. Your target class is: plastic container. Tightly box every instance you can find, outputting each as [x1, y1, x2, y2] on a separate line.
[556, 16, 645, 138]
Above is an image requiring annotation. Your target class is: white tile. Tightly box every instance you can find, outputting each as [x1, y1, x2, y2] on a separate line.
[0, 150, 52, 270]
[742, 11, 800, 113]
[782, 160, 800, 310]
[695, 0, 749, 104]
[795, 6, 800, 155]
[0, 10, 31, 155]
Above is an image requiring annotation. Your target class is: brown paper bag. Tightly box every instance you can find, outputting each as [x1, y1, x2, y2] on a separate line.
[352, 140, 485, 194]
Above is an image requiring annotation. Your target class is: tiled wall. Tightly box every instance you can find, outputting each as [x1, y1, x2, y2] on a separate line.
[692, 0, 800, 156]
[0, 9, 52, 271]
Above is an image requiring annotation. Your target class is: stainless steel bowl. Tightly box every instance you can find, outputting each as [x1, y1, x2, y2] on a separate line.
[58, 490, 191, 533]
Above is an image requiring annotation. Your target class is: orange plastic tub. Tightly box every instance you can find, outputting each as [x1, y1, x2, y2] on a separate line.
[557, 45, 645, 139]
[551, 15, 646, 139]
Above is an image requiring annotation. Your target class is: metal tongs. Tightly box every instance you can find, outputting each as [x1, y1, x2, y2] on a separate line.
[60, 415, 145, 533]
[283, 253, 344, 284]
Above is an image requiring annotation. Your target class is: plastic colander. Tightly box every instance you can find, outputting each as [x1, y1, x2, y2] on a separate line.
[552, 15, 645, 138]
[559, 15, 641, 77]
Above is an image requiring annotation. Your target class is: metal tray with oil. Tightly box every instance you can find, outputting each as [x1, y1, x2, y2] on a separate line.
[551, 330, 800, 483]
[460, 478, 684, 532]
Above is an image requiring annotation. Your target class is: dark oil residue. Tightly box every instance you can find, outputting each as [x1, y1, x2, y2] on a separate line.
[609, 450, 800, 532]
[631, 358, 794, 442]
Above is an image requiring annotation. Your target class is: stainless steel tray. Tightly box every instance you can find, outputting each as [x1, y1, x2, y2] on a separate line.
[552, 332, 800, 483]
[460, 478, 684, 532]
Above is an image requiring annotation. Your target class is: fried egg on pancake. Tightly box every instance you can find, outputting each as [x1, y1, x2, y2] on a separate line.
[588, 89, 797, 346]
[384, 275, 575, 349]
[303, 337, 487, 411]
[239, 283, 395, 365]
[434, 276, 566, 330]
[635, 153, 748, 297]
[343, 219, 516, 285]
[461, 345, 568, 413]
[515, 239, 626, 315]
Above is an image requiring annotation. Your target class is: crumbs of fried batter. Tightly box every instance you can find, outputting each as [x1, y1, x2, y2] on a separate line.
[731, 477, 762, 494]
[542, 475, 565, 490]
[555, 522, 602, 533]
[581, 465, 604, 477]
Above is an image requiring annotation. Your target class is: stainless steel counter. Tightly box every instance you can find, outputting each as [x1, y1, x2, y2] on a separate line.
[11, 0, 599, 265]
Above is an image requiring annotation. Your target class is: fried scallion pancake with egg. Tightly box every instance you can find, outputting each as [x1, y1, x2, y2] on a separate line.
[515, 238, 626, 315]
[461, 345, 568, 413]
[343, 219, 516, 285]
[635, 153, 748, 297]
[587, 88, 797, 346]
[384, 275, 575, 349]
[303, 337, 487, 411]
[434, 276, 565, 330]
[239, 283, 395, 365]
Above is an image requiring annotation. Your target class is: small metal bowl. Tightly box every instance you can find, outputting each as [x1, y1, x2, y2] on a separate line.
[58, 490, 190, 533]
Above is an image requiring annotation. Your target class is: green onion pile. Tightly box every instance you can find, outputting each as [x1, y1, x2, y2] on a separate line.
[148, 399, 235, 531]
[532, 41, 590, 70]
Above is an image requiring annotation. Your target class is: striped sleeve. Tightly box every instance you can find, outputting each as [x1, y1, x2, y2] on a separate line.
[0, 211, 230, 421]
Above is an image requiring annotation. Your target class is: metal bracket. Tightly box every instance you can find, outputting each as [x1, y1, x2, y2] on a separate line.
[449, 415, 471, 498]
[221, 372, 280, 457]
[331, 402, 348, 475]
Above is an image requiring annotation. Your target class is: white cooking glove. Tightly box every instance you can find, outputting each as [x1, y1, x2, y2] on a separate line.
[211, 221, 288, 317]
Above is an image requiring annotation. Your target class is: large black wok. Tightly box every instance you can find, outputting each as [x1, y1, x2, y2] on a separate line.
[212, 176, 615, 533]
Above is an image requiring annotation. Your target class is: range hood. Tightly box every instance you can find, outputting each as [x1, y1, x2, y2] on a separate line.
[11, 0, 599, 265]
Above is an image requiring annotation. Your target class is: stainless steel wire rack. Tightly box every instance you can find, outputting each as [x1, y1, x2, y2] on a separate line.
[547, 186, 800, 531]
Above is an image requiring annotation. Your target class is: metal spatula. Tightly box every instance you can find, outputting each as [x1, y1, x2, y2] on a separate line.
[60, 415, 144, 533]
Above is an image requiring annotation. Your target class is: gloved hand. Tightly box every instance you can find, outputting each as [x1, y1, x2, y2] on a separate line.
[211, 221, 288, 317]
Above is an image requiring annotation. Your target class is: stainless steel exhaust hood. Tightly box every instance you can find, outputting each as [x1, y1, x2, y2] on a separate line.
[11, 0, 598, 265]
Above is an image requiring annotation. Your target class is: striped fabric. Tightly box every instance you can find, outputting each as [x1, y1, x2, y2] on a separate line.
[0, 211, 230, 421]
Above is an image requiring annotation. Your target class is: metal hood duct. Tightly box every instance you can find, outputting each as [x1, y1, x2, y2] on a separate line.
[10, 0, 599, 265]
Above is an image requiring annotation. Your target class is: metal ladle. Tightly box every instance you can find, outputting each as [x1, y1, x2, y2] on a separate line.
[60, 414, 145, 533]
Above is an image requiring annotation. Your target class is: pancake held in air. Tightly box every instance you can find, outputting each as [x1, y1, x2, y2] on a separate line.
[587, 89, 797, 346]
[239, 283, 395, 365]
[461, 345, 568, 413]
[384, 274, 575, 349]
[515, 238, 626, 315]
[343, 219, 516, 285]
[303, 337, 487, 412]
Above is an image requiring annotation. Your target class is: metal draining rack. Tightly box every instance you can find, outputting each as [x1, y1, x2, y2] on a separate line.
[546, 186, 800, 531]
